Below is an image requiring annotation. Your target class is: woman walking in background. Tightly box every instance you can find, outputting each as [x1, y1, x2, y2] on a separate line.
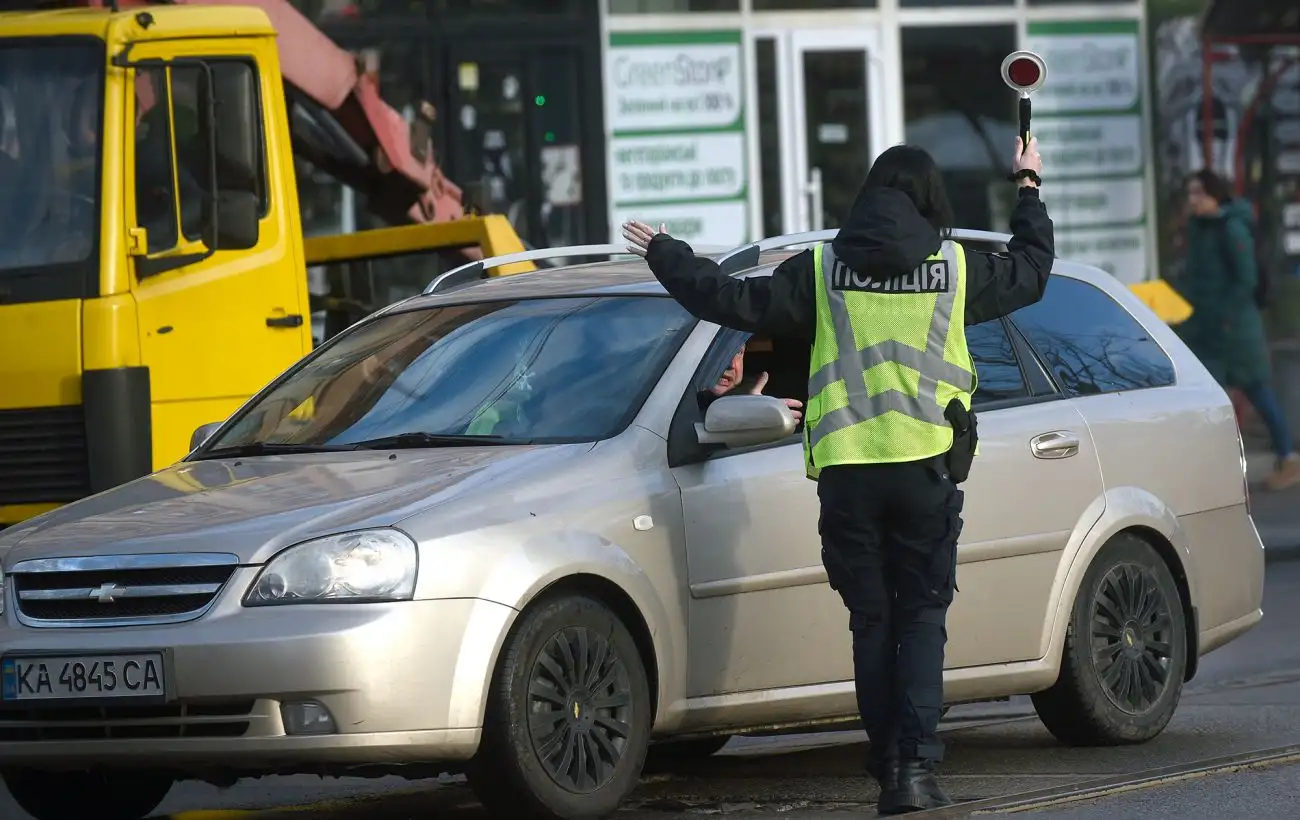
[1182, 169, 1299, 491]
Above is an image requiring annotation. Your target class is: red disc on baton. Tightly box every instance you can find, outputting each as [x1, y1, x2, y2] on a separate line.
[1007, 57, 1041, 88]
[1000, 50, 1047, 95]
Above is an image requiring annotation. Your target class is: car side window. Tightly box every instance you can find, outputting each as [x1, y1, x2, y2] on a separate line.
[1010, 276, 1176, 396]
[968, 319, 1030, 407]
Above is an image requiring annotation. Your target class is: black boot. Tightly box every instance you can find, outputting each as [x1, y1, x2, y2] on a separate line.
[867, 756, 899, 793]
[877, 759, 952, 815]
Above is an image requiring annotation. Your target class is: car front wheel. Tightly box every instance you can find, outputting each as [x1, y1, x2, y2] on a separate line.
[1032, 533, 1188, 746]
[471, 593, 652, 820]
[2, 770, 174, 820]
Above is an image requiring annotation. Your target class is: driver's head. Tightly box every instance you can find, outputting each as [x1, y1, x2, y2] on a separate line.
[711, 345, 746, 395]
[0, 85, 16, 160]
[68, 79, 99, 156]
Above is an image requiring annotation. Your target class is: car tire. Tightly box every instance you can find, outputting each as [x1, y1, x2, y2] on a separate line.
[2, 769, 173, 820]
[471, 593, 653, 820]
[1031, 533, 1188, 746]
[643, 735, 730, 770]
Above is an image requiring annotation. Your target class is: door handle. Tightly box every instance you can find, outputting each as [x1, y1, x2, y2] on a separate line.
[805, 167, 824, 232]
[266, 314, 304, 328]
[1030, 431, 1080, 460]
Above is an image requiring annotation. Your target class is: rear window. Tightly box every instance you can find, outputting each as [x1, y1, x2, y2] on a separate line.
[968, 319, 1030, 406]
[1011, 277, 1175, 396]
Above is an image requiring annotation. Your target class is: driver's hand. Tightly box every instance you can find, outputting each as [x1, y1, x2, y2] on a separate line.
[749, 371, 804, 423]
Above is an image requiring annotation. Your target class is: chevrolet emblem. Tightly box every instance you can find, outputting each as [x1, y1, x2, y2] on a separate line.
[573, 701, 580, 719]
[90, 583, 123, 604]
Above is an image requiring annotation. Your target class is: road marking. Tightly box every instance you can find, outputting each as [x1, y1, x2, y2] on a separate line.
[905, 743, 1300, 817]
[165, 783, 445, 819]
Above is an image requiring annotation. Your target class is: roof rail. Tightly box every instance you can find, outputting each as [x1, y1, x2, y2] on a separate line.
[717, 228, 1015, 275]
[423, 243, 634, 295]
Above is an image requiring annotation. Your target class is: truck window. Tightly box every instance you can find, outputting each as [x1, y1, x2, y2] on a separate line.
[0, 40, 104, 299]
[133, 59, 267, 257]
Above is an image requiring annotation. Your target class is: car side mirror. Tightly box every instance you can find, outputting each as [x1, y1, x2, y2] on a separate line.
[695, 395, 797, 449]
[190, 421, 224, 452]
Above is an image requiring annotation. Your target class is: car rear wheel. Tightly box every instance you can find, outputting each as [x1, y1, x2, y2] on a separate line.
[2, 770, 173, 820]
[1031, 533, 1187, 746]
[471, 593, 652, 820]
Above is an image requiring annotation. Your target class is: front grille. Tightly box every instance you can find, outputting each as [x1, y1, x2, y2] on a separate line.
[10, 554, 240, 627]
[0, 406, 91, 505]
[0, 699, 256, 741]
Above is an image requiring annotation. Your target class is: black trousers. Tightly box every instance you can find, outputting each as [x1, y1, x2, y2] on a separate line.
[817, 458, 963, 768]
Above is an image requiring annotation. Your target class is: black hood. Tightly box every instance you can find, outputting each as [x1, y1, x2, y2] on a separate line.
[830, 186, 942, 283]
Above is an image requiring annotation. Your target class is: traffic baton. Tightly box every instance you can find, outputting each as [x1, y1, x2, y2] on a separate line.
[1000, 51, 1047, 153]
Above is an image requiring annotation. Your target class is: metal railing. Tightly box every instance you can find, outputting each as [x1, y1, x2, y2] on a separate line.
[423, 244, 634, 294]
[716, 228, 1014, 275]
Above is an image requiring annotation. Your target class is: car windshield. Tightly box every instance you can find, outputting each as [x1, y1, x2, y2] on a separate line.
[0, 39, 104, 283]
[205, 295, 696, 449]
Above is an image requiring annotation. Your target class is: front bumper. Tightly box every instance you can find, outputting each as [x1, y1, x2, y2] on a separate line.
[0, 573, 517, 770]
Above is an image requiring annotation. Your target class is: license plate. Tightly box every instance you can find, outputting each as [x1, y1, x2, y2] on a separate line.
[1, 653, 165, 702]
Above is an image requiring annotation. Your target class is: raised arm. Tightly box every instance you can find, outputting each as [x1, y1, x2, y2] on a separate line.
[623, 220, 816, 338]
[963, 137, 1056, 325]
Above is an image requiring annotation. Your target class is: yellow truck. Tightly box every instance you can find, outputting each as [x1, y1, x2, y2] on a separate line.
[0, 0, 533, 527]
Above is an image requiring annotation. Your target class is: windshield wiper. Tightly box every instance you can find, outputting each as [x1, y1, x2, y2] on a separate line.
[191, 442, 358, 461]
[348, 432, 532, 450]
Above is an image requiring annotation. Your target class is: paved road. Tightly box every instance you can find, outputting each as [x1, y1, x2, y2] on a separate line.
[5, 547, 1298, 819]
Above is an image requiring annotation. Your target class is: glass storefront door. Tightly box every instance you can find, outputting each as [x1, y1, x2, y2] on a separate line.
[753, 28, 888, 237]
[445, 46, 591, 253]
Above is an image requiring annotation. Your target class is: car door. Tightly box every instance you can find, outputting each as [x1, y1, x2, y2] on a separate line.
[127, 53, 312, 468]
[670, 329, 843, 699]
[944, 316, 1107, 668]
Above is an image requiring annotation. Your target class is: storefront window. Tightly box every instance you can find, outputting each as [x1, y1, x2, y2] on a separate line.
[901, 0, 1009, 6]
[435, 0, 585, 12]
[293, 0, 427, 23]
[755, 37, 782, 239]
[609, 0, 738, 12]
[752, 0, 875, 8]
[901, 25, 1017, 233]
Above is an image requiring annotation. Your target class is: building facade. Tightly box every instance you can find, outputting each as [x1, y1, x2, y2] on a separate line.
[294, 0, 1158, 298]
[605, 0, 1157, 284]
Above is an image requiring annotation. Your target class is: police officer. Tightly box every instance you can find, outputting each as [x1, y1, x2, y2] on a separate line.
[623, 137, 1052, 814]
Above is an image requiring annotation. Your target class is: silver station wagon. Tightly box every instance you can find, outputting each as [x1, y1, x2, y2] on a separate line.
[0, 230, 1265, 820]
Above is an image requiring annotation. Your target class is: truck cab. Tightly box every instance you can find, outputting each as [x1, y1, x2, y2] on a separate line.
[0, 4, 529, 529]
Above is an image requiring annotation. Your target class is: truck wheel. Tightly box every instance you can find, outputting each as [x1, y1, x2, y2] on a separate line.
[471, 594, 652, 820]
[2, 769, 173, 820]
[1032, 534, 1187, 746]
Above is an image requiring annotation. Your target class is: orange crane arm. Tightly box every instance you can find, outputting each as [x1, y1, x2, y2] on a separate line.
[77, 0, 466, 226]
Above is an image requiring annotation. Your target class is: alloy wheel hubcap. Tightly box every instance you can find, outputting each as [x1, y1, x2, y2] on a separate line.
[527, 626, 633, 793]
[1091, 563, 1176, 714]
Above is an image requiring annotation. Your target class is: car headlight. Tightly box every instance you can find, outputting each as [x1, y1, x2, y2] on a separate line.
[244, 529, 418, 606]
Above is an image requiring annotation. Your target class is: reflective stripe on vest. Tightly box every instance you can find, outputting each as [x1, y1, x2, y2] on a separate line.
[806, 240, 974, 455]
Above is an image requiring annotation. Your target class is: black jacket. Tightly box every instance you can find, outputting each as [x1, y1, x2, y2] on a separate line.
[644, 186, 1055, 339]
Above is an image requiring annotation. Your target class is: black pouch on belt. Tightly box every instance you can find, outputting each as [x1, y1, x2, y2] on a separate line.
[943, 398, 978, 484]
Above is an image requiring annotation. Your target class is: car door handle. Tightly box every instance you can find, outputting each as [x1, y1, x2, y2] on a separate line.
[266, 314, 304, 328]
[1030, 431, 1080, 459]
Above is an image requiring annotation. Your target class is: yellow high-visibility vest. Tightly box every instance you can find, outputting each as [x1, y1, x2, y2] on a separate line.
[804, 240, 977, 480]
